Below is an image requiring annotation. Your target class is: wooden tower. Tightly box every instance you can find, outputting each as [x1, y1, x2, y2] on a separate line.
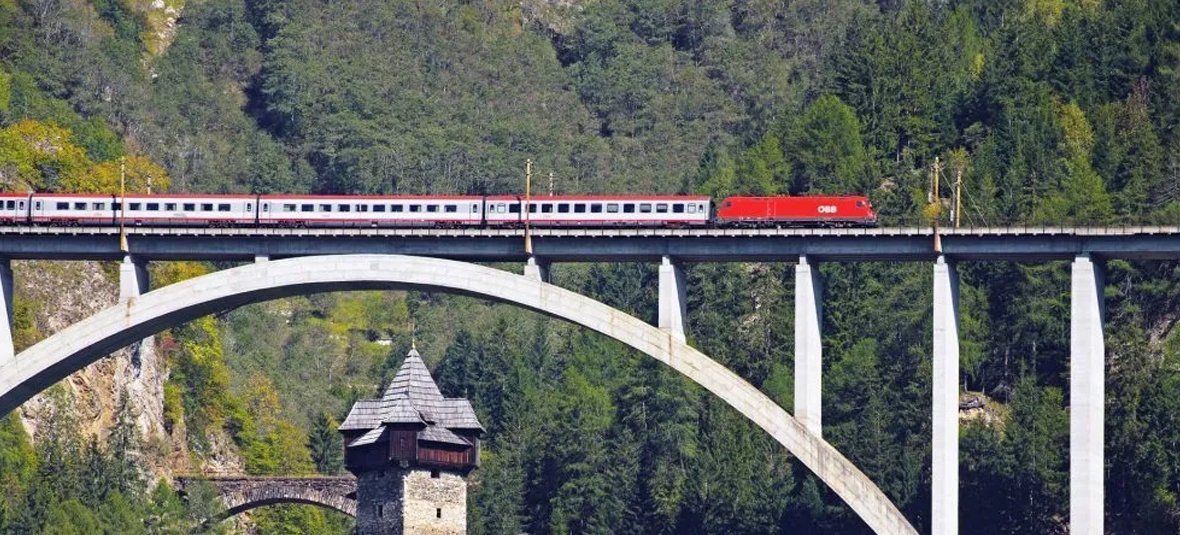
[339, 346, 483, 535]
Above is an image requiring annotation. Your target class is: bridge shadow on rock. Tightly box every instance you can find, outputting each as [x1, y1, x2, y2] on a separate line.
[2, 255, 916, 535]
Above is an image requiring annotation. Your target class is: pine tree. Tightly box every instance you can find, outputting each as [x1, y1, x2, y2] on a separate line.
[308, 413, 344, 475]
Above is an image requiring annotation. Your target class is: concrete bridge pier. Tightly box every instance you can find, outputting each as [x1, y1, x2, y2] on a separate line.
[932, 256, 960, 535]
[524, 256, 551, 283]
[1071, 255, 1105, 535]
[119, 255, 152, 370]
[658, 256, 687, 343]
[0, 259, 12, 364]
[794, 255, 822, 436]
[119, 255, 150, 301]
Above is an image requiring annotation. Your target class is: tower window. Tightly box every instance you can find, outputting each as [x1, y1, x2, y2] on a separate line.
[436, 508, 442, 519]
[377, 505, 384, 518]
[431, 469, 440, 479]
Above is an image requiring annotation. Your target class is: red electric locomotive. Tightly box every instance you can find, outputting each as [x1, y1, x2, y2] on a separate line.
[715, 195, 877, 227]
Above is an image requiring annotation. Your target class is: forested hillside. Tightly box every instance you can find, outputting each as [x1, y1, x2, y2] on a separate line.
[1, 0, 1180, 533]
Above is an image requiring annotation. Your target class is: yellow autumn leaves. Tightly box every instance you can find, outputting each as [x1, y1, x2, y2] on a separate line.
[0, 119, 170, 193]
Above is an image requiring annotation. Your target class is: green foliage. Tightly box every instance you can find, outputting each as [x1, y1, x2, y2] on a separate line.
[785, 95, 872, 195]
[3, 0, 1180, 532]
[308, 413, 344, 475]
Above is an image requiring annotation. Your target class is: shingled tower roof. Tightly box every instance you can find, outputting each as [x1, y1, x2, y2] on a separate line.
[340, 346, 484, 452]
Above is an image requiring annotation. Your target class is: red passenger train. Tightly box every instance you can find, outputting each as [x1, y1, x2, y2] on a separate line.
[0, 192, 876, 228]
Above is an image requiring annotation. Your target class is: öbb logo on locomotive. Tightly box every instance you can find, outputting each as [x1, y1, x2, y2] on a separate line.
[0, 192, 877, 228]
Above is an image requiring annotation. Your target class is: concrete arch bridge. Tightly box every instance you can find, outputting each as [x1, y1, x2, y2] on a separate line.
[0, 254, 917, 534]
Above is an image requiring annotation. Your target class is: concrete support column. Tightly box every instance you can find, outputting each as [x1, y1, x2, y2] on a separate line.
[524, 257, 550, 283]
[932, 256, 960, 535]
[119, 255, 149, 302]
[0, 259, 13, 364]
[793, 255, 822, 437]
[119, 255, 151, 371]
[1071, 255, 1105, 535]
[658, 256, 687, 343]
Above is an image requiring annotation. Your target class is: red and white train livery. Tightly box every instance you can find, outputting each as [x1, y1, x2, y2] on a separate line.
[0, 192, 876, 227]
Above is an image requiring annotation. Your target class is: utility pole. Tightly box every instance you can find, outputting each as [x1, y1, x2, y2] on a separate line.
[524, 159, 533, 255]
[932, 156, 942, 253]
[119, 157, 128, 253]
[548, 171, 554, 197]
[954, 166, 963, 229]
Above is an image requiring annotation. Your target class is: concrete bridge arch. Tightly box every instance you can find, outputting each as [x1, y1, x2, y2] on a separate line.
[0, 255, 916, 534]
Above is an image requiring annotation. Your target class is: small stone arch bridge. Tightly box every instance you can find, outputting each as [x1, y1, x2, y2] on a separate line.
[0, 255, 915, 534]
[175, 475, 357, 526]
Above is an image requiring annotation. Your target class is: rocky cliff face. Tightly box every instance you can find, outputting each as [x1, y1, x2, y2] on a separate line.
[14, 260, 174, 478]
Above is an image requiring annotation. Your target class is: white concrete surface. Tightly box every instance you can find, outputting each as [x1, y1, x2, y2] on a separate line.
[523, 256, 550, 282]
[658, 256, 687, 343]
[794, 255, 822, 437]
[0, 259, 12, 365]
[1, 255, 917, 535]
[119, 255, 149, 301]
[932, 256, 960, 535]
[1071, 255, 1104, 535]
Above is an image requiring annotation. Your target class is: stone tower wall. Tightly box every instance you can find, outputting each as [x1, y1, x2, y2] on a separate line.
[356, 469, 403, 535]
[356, 469, 467, 535]
[402, 470, 467, 535]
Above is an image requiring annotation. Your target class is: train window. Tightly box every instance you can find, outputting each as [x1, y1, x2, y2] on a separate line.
[130, 203, 142, 211]
[557, 203, 570, 213]
[357, 204, 368, 212]
[606, 203, 619, 213]
[338, 204, 351, 212]
[262, 204, 269, 212]
[392, 205, 404, 213]
[93, 203, 106, 210]
[146, 203, 160, 211]
[3, 201, 12, 209]
[527, 204, 537, 213]
[164, 203, 177, 211]
[283, 204, 296, 212]
[320, 204, 332, 212]
[856, 200, 866, 208]
[409, 205, 421, 213]
[574, 204, 586, 213]
[201, 203, 213, 211]
[508, 204, 520, 213]
[444, 205, 458, 213]
[34, 202, 42, 210]
[639, 203, 653, 213]
[687, 204, 696, 214]
[373, 205, 386, 212]
[301, 204, 314, 212]
[56, 202, 69, 210]
[74, 202, 87, 210]
[184, 203, 196, 211]
[672, 204, 684, 213]
[541, 204, 553, 213]
[590, 204, 602, 213]
[18, 201, 24, 209]
[623, 204, 635, 213]
[218, 204, 231, 212]
[656, 203, 668, 213]
[113, 202, 121, 210]
[426, 205, 439, 213]
[246, 203, 253, 212]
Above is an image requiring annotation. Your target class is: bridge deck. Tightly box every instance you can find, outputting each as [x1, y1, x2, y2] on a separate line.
[2, 226, 1178, 262]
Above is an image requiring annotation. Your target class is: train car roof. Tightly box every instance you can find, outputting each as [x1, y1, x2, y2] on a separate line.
[484, 195, 711, 201]
[260, 194, 483, 200]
